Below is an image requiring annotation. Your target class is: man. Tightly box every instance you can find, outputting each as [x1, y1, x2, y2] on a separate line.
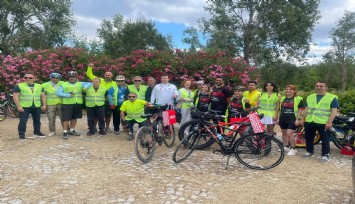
[210, 77, 231, 115]
[243, 80, 261, 110]
[86, 78, 108, 136]
[56, 71, 91, 139]
[120, 93, 152, 140]
[302, 81, 338, 163]
[42, 73, 63, 136]
[107, 75, 128, 135]
[87, 63, 116, 133]
[150, 74, 178, 105]
[145, 76, 156, 102]
[13, 73, 47, 140]
[126, 76, 147, 100]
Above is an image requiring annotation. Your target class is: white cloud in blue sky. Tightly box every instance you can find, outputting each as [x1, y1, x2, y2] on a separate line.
[71, 0, 355, 64]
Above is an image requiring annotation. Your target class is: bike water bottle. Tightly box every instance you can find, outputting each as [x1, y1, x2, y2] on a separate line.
[217, 133, 225, 141]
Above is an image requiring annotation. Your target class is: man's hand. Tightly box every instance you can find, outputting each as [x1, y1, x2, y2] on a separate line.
[325, 122, 332, 130]
[41, 105, 47, 112]
[88, 63, 94, 67]
[17, 106, 24, 112]
[110, 105, 115, 110]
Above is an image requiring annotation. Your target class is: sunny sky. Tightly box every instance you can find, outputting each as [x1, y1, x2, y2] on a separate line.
[71, 0, 355, 65]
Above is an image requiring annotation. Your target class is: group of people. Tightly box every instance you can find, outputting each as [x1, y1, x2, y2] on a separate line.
[12, 65, 339, 163]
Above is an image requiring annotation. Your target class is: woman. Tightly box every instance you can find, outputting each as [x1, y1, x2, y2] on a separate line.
[193, 84, 210, 113]
[257, 82, 281, 135]
[277, 85, 305, 156]
[226, 86, 247, 121]
[178, 79, 195, 126]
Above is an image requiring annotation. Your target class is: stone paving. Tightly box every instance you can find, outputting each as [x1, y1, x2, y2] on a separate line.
[0, 115, 354, 203]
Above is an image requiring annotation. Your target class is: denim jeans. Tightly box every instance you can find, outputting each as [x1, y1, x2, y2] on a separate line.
[18, 107, 42, 137]
[304, 122, 330, 156]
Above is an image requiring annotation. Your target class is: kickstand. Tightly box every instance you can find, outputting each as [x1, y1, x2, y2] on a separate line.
[225, 155, 231, 170]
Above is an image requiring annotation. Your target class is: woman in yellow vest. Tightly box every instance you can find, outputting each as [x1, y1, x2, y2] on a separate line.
[277, 85, 305, 156]
[178, 79, 195, 126]
[257, 82, 281, 135]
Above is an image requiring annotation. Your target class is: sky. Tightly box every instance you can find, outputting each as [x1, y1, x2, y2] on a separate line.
[71, 0, 355, 65]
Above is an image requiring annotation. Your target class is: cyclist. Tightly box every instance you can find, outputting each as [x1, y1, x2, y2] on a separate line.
[193, 83, 210, 113]
[42, 72, 63, 136]
[150, 74, 178, 105]
[225, 86, 247, 122]
[177, 79, 196, 126]
[126, 76, 147, 100]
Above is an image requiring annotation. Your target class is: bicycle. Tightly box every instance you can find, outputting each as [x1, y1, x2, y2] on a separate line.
[134, 104, 176, 163]
[173, 108, 285, 170]
[0, 92, 19, 121]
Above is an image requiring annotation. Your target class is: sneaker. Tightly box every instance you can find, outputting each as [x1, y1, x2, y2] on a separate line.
[87, 130, 95, 136]
[127, 132, 134, 141]
[278, 146, 290, 152]
[69, 130, 80, 136]
[303, 152, 314, 158]
[19, 138, 26, 141]
[98, 129, 107, 135]
[48, 132, 56, 137]
[114, 130, 120, 135]
[94, 128, 98, 134]
[34, 132, 46, 137]
[287, 148, 297, 156]
[320, 155, 329, 163]
[62, 132, 69, 140]
[105, 127, 113, 133]
[19, 135, 26, 140]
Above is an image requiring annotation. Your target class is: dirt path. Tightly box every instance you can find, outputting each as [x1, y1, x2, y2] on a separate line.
[0, 114, 354, 203]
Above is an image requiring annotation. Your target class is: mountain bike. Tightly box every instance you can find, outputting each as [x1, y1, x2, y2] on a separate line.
[0, 92, 19, 121]
[134, 104, 176, 163]
[173, 108, 285, 170]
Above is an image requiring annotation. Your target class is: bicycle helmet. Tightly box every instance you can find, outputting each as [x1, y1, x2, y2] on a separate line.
[50, 72, 62, 79]
[67, 71, 78, 77]
[115, 75, 125, 81]
[234, 86, 245, 91]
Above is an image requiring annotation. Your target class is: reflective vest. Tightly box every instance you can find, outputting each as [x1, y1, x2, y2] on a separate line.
[112, 85, 127, 106]
[306, 93, 336, 124]
[280, 96, 303, 117]
[179, 88, 195, 109]
[18, 83, 42, 108]
[61, 82, 83, 104]
[258, 92, 279, 117]
[42, 81, 63, 105]
[128, 84, 147, 100]
[85, 86, 106, 107]
[243, 90, 260, 108]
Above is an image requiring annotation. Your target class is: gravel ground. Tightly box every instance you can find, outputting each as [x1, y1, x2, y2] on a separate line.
[1, 113, 354, 204]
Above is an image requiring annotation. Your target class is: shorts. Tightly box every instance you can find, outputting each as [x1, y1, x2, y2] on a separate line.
[105, 101, 113, 117]
[279, 122, 297, 130]
[62, 104, 83, 121]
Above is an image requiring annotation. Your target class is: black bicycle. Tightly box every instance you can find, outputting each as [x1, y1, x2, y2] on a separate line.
[173, 108, 285, 170]
[0, 92, 19, 121]
[134, 105, 176, 163]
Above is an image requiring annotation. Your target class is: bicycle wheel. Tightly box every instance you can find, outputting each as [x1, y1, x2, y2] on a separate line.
[178, 120, 214, 150]
[162, 123, 176, 148]
[234, 134, 285, 170]
[172, 132, 202, 163]
[0, 107, 6, 121]
[6, 102, 19, 118]
[134, 127, 157, 163]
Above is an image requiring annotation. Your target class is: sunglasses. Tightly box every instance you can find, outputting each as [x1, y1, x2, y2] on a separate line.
[128, 96, 136, 98]
[116, 80, 124, 82]
[24, 77, 33, 79]
[134, 80, 141, 82]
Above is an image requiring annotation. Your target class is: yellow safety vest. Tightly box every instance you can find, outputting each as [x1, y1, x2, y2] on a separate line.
[85, 86, 106, 107]
[61, 82, 83, 104]
[179, 88, 195, 109]
[258, 92, 279, 117]
[305, 93, 336, 124]
[42, 81, 63, 105]
[128, 84, 147, 100]
[243, 90, 260, 108]
[120, 99, 146, 122]
[18, 83, 42, 108]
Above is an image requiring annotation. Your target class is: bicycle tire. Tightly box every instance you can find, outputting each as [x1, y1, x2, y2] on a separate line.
[0, 107, 6, 121]
[178, 120, 214, 150]
[6, 102, 19, 118]
[234, 133, 285, 170]
[172, 132, 202, 163]
[163, 124, 176, 148]
[134, 126, 157, 163]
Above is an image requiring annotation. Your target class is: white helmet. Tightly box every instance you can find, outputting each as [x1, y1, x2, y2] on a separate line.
[115, 75, 125, 81]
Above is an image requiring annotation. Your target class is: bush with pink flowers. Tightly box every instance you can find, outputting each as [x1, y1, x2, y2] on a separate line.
[0, 47, 255, 92]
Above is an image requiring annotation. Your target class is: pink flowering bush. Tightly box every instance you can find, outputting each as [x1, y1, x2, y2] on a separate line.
[0, 47, 255, 91]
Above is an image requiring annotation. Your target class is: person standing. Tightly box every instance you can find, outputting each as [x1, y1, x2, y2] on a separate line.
[302, 81, 338, 163]
[145, 76, 156, 102]
[178, 79, 195, 126]
[86, 78, 108, 136]
[107, 75, 128, 135]
[193, 84, 210, 113]
[87, 63, 116, 133]
[226, 86, 247, 121]
[56, 71, 91, 139]
[257, 82, 281, 135]
[150, 74, 178, 105]
[243, 81, 260, 110]
[210, 77, 231, 115]
[42, 73, 63, 136]
[120, 93, 152, 140]
[126, 76, 147, 100]
[13, 73, 47, 140]
[277, 85, 305, 156]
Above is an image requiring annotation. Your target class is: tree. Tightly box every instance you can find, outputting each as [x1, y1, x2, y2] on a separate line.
[328, 11, 355, 92]
[0, 0, 75, 55]
[182, 27, 204, 51]
[97, 14, 172, 57]
[200, 0, 320, 65]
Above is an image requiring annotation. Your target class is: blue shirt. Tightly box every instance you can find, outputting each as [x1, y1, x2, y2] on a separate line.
[107, 86, 127, 106]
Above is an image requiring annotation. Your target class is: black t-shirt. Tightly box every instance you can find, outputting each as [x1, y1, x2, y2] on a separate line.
[196, 92, 210, 112]
[210, 86, 231, 113]
[279, 97, 304, 123]
[13, 84, 44, 108]
[228, 96, 245, 117]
